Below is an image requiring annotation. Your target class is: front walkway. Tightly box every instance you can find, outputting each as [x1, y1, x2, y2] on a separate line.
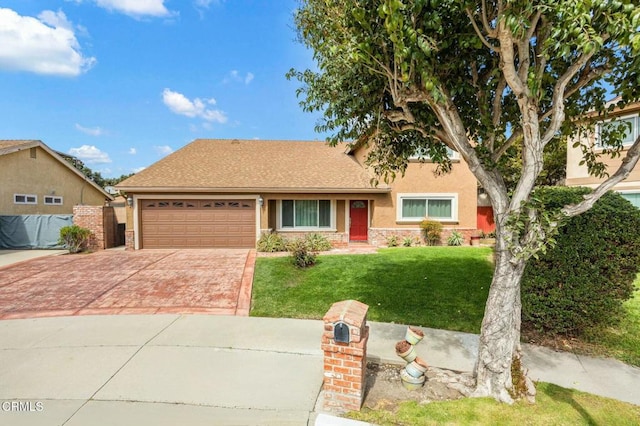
[0, 249, 256, 319]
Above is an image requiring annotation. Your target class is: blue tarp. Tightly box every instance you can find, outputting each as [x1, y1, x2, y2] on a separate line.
[0, 215, 73, 249]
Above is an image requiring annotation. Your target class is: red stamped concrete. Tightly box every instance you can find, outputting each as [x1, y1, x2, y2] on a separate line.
[0, 249, 256, 320]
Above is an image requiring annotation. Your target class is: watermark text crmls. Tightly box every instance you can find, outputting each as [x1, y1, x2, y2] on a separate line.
[1, 401, 44, 412]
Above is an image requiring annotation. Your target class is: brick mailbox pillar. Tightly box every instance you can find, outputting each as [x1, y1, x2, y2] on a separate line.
[321, 299, 369, 413]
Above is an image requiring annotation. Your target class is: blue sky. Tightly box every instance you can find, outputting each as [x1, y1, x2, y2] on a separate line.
[0, 1, 326, 177]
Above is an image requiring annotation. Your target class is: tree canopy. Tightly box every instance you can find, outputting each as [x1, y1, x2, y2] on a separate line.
[290, 0, 640, 403]
[63, 156, 134, 189]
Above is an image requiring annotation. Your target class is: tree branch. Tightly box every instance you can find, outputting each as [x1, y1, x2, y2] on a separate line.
[481, 0, 496, 37]
[540, 49, 598, 147]
[497, 22, 527, 97]
[526, 10, 542, 41]
[563, 134, 640, 217]
[492, 62, 609, 163]
[466, 8, 501, 52]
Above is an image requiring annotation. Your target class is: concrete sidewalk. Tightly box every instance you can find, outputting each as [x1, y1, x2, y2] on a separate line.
[0, 315, 638, 426]
[0, 250, 67, 268]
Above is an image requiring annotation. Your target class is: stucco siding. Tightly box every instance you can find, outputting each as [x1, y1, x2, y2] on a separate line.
[370, 160, 477, 229]
[566, 102, 640, 190]
[0, 147, 106, 215]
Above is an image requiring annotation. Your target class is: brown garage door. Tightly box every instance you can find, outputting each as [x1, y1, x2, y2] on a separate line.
[141, 199, 256, 248]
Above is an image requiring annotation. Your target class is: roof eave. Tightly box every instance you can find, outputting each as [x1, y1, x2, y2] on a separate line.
[115, 186, 391, 194]
[0, 140, 40, 157]
[1, 140, 114, 200]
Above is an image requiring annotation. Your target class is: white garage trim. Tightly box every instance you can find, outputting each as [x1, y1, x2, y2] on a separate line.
[133, 194, 261, 250]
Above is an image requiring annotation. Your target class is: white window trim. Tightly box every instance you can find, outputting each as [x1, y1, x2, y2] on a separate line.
[14, 194, 37, 205]
[596, 114, 639, 148]
[277, 199, 337, 231]
[396, 193, 458, 222]
[44, 195, 64, 205]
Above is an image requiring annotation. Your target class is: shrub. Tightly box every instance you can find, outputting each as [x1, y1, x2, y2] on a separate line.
[257, 232, 288, 252]
[447, 230, 464, 246]
[521, 187, 640, 337]
[304, 233, 333, 251]
[386, 235, 399, 247]
[402, 236, 413, 247]
[59, 225, 92, 253]
[288, 238, 317, 268]
[420, 219, 442, 246]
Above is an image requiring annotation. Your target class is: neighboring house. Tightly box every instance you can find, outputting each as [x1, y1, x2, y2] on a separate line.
[116, 139, 477, 249]
[0, 140, 113, 248]
[566, 101, 640, 207]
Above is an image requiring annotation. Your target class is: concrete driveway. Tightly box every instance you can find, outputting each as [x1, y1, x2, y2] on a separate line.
[0, 249, 256, 320]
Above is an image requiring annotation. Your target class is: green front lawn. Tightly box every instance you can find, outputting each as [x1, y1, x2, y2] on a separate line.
[251, 247, 493, 333]
[348, 382, 640, 425]
[251, 246, 640, 367]
[583, 280, 640, 366]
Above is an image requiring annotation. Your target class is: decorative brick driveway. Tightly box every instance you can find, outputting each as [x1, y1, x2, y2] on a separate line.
[0, 249, 256, 320]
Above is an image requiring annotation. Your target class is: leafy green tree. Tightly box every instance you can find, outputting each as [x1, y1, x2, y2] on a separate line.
[289, 0, 640, 403]
[63, 156, 134, 189]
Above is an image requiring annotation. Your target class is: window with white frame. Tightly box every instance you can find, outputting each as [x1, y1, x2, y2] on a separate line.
[44, 196, 63, 205]
[397, 194, 458, 221]
[14, 194, 37, 204]
[280, 200, 333, 229]
[619, 191, 640, 209]
[597, 115, 639, 147]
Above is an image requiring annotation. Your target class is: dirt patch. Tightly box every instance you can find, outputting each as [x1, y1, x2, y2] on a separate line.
[521, 326, 609, 358]
[363, 362, 473, 411]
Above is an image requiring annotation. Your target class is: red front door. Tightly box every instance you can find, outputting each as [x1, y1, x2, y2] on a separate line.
[349, 200, 369, 241]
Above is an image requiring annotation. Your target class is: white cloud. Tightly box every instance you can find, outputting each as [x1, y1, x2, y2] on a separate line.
[38, 10, 73, 30]
[194, 0, 218, 8]
[128, 147, 137, 155]
[68, 0, 174, 18]
[154, 145, 173, 156]
[132, 166, 146, 173]
[69, 145, 112, 164]
[75, 123, 105, 136]
[224, 70, 254, 85]
[162, 88, 228, 123]
[0, 8, 96, 76]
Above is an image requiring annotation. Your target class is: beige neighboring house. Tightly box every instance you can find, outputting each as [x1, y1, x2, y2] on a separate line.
[0, 140, 112, 214]
[566, 102, 640, 207]
[116, 139, 477, 249]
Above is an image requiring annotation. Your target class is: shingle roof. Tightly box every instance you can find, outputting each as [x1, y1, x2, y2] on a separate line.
[117, 139, 389, 193]
[0, 140, 39, 156]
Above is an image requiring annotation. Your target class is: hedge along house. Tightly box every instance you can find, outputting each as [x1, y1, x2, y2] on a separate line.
[115, 139, 477, 249]
[567, 101, 640, 207]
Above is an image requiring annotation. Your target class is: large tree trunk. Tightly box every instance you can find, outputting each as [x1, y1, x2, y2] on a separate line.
[472, 232, 527, 404]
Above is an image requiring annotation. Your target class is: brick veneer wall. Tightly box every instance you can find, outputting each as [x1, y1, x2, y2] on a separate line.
[260, 230, 349, 247]
[73, 205, 117, 251]
[125, 230, 135, 250]
[321, 300, 369, 413]
[369, 227, 478, 246]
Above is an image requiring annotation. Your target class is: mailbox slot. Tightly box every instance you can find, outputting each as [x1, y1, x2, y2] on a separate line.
[334, 321, 350, 343]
